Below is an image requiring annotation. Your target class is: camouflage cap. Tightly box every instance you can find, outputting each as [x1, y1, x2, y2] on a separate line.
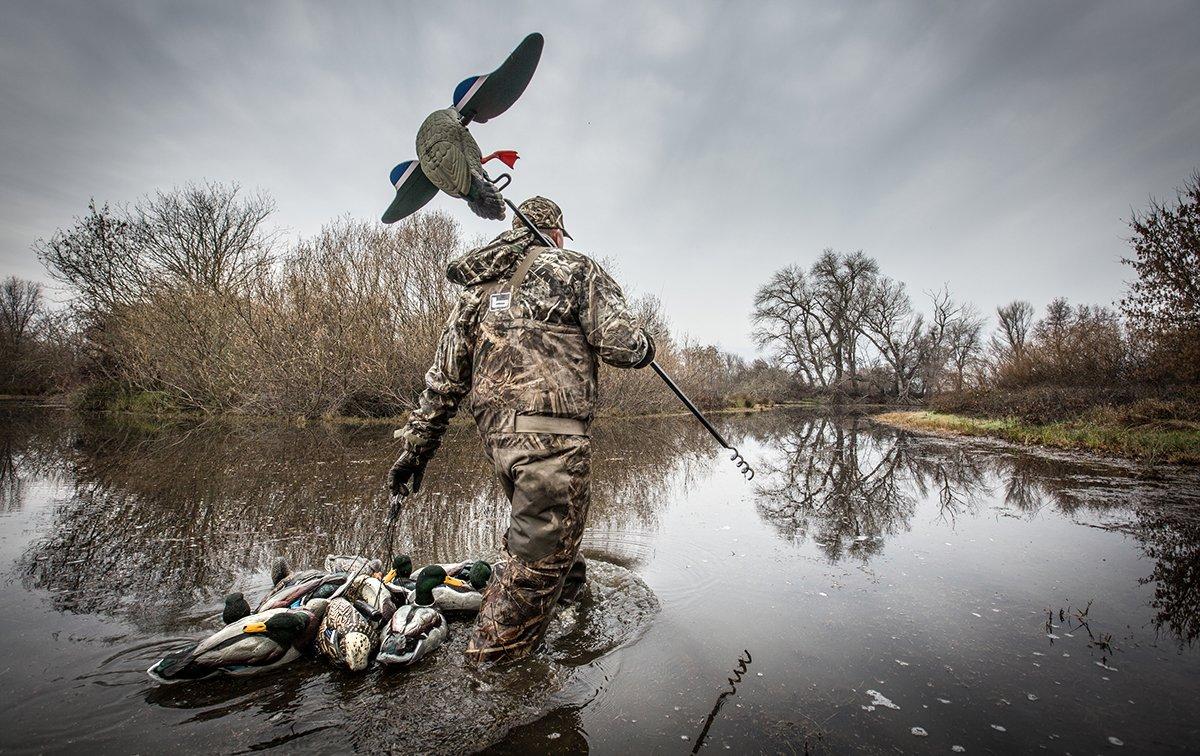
[513, 196, 573, 240]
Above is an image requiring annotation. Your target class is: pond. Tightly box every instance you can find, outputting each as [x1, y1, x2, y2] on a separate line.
[1, 404, 1198, 753]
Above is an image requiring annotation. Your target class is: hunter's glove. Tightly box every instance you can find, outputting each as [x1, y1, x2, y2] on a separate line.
[388, 449, 429, 497]
[633, 329, 656, 369]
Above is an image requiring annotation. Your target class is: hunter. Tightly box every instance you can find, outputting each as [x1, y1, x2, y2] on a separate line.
[388, 196, 655, 662]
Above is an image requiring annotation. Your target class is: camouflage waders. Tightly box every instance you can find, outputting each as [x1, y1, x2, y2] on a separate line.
[391, 197, 653, 663]
[466, 432, 590, 661]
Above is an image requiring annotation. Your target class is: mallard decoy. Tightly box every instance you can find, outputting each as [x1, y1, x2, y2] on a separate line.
[222, 592, 252, 624]
[385, 555, 493, 613]
[343, 573, 396, 625]
[323, 554, 383, 575]
[256, 569, 346, 612]
[147, 600, 328, 683]
[415, 108, 505, 220]
[316, 597, 378, 672]
[377, 567, 449, 667]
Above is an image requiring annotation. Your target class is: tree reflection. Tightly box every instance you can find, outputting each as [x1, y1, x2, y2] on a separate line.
[17, 410, 710, 629]
[1137, 504, 1200, 645]
[753, 415, 989, 560]
[751, 411, 1200, 645]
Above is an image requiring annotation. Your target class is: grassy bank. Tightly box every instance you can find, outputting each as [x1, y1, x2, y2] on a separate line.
[875, 410, 1200, 464]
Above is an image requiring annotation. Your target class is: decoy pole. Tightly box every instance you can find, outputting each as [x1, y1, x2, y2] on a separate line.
[494, 176, 754, 481]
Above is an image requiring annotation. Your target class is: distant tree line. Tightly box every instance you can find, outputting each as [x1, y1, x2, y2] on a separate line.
[5, 170, 1196, 419]
[4, 182, 777, 416]
[749, 170, 1199, 418]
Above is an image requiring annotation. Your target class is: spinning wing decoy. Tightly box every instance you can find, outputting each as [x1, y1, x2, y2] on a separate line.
[415, 107, 505, 220]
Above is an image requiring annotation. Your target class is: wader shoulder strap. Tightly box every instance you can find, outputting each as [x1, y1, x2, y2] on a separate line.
[506, 245, 544, 294]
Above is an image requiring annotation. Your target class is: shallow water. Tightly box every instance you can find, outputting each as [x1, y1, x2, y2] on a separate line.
[1, 405, 1198, 753]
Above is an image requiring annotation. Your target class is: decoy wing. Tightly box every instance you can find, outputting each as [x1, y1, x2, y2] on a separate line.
[455, 32, 544, 123]
[382, 160, 439, 224]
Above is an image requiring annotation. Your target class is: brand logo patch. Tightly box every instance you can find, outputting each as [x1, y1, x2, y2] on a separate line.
[489, 291, 512, 311]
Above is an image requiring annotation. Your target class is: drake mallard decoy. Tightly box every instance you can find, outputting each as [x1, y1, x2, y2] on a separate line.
[147, 600, 328, 683]
[384, 555, 492, 613]
[222, 592, 252, 624]
[415, 107, 505, 220]
[315, 597, 379, 672]
[377, 566, 449, 667]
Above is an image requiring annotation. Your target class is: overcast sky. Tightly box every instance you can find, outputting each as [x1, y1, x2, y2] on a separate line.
[1, 1, 1197, 355]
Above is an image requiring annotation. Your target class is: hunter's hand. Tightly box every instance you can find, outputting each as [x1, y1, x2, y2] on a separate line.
[388, 450, 428, 497]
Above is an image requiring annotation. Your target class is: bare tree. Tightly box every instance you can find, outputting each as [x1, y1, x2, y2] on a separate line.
[943, 305, 985, 390]
[134, 182, 278, 295]
[858, 277, 925, 399]
[991, 300, 1034, 363]
[0, 277, 42, 351]
[753, 265, 833, 386]
[35, 201, 144, 321]
[810, 249, 878, 387]
[754, 250, 878, 391]
[1122, 170, 1200, 380]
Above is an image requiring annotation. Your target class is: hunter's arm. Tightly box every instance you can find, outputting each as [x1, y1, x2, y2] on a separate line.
[578, 258, 655, 369]
[396, 291, 479, 457]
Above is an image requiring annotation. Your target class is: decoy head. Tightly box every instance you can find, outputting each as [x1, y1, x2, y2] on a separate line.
[383, 554, 413, 584]
[413, 565, 448, 606]
[270, 557, 290, 586]
[222, 592, 252, 624]
[243, 612, 307, 643]
[467, 561, 493, 590]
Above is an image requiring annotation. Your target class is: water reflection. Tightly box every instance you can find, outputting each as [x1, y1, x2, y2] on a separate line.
[749, 412, 1200, 644]
[4, 404, 1200, 753]
[14, 411, 711, 630]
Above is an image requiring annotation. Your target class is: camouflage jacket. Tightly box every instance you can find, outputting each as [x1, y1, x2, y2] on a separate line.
[397, 229, 653, 455]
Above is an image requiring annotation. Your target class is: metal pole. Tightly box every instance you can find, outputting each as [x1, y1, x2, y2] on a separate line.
[505, 196, 754, 480]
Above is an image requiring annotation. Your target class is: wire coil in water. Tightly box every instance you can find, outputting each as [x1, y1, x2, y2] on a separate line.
[730, 448, 754, 480]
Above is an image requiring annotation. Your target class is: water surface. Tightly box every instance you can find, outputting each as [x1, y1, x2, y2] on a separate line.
[1, 405, 1198, 753]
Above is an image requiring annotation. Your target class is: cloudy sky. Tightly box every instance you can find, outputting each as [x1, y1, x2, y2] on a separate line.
[1, 1, 1197, 355]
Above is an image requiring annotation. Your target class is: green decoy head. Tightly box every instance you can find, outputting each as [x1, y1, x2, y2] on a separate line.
[384, 555, 413, 584]
[467, 561, 492, 591]
[243, 612, 308, 644]
[413, 565, 447, 607]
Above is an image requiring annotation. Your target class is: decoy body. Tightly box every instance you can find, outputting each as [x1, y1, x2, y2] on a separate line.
[377, 567, 450, 667]
[316, 597, 379, 672]
[147, 601, 328, 683]
[256, 568, 345, 612]
[415, 108, 505, 220]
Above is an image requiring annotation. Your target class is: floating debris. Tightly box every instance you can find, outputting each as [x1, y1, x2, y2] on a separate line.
[895, 659, 910, 666]
[547, 732, 561, 740]
[1027, 693, 1039, 702]
[991, 724, 1007, 732]
[937, 698, 952, 704]
[952, 747, 966, 753]
[865, 690, 900, 710]
[1108, 736, 1124, 746]
[1096, 661, 1119, 672]
[1046, 633, 1060, 639]
[911, 727, 928, 737]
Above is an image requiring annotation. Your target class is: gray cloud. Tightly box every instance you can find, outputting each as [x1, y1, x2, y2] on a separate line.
[2, 0, 1197, 355]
